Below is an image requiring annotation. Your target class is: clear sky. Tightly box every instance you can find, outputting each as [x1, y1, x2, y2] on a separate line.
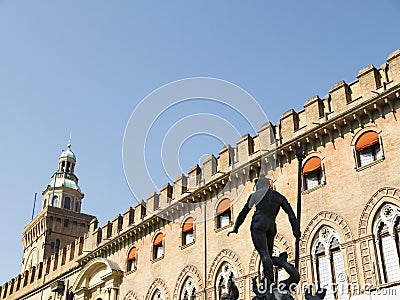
[0, 0, 399, 283]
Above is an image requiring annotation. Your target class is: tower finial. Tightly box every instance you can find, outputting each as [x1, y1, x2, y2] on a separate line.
[68, 132, 72, 149]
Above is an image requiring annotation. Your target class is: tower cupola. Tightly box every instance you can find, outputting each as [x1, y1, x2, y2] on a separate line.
[41, 140, 84, 212]
[58, 141, 76, 173]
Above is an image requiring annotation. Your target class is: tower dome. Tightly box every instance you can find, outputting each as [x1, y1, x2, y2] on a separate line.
[59, 141, 76, 160]
[41, 140, 84, 212]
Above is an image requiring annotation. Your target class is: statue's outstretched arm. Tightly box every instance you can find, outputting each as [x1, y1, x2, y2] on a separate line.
[281, 196, 300, 238]
[227, 196, 251, 236]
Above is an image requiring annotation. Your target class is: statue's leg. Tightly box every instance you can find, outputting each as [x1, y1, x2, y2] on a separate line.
[251, 229, 274, 285]
[267, 224, 277, 258]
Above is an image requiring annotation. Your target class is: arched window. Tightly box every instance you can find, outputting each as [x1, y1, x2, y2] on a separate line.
[182, 217, 194, 246]
[373, 204, 400, 284]
[25, 248, 38, 271]
[153, 233, 164, 260]
[66, 161, 71, 173]
[216, 199, 231, 229]
[64, 197, 71, 209]
[215, 262, 235, 300]
[55, 239, 61, 253]
[52, 196, 59, 207]
[180, 277, 196, 300]
[302, 157, 323, 190]
[311, 226, 348, 300]
[152, 289, 164, 300]
[355, 131, 383, 167]
[127, 247, 137, 272]
[75, 201, 80, 212]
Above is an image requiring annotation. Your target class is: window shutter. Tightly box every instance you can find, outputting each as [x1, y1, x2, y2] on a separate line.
[302, 157, 321, 175]
[182, 218, 194, 233]
[128, 248, 137, 261]
[216, 199, 230, 215]
[356, 131, 379, 151]
[153, 234, 164, 246]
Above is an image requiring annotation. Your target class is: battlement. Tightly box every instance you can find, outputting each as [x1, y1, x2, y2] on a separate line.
[2, 48, 400, 298]
[0, 236, 85, 299]
[77, 49, 400, 251]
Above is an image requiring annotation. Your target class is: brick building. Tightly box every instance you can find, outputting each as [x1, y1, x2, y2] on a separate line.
[1, 48, 400, 300]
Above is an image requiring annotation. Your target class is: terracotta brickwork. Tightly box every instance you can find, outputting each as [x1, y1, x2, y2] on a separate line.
[2, 48, 400, 300]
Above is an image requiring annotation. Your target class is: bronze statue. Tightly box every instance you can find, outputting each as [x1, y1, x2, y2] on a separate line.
[227, 273, 239, 300]
[227, 175, 300, 286]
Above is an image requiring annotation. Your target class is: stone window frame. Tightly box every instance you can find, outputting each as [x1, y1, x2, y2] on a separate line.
[301, 153, 326, 193]
[151, 232, 165, 262]
[180, 216, 196, 249]
[310, 226, 349, 300]
[63, 197, 71, 209]
[373, 203, 400, 284]
[126, 246, 138, 274]
[351, 127, 384, 171]
[214, 198, 233, 232]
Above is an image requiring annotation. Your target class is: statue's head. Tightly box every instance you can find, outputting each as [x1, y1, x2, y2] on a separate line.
[255, 174, 273, 190]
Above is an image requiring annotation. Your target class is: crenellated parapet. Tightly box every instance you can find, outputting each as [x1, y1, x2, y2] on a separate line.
[72, 49, 400, 258]
[1, 236, 85, 299]
[276, 49, 400, 145]
[2, 48, 400, 299]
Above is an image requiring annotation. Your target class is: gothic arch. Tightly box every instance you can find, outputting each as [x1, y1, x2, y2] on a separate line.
[207, 249, 245, 299]
[300, 211, 353, 256]
[358, 187, 400, 237]
[299, 212, 360, 288]
[249, 232, 294, 273]
[207, 249, 244, 286]
[145, 278, 170, 300]
[122, 290, 139, 300]
[173, 265, 204, 299]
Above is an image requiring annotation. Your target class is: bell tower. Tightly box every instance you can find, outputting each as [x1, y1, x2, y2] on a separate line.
[42, 140, 83, 212]
[21, 141, 95, 272]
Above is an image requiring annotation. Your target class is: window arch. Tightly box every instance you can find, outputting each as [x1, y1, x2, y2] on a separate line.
[153, 233, 164, 260]
[64, 197, 71, 209]
[216, 199, 231, 229]
[182, 217, 194, 246]
[215, 262, 236, 300]
[127, 247, 137, 272]
[311, 226, 348, 300]
[354, 130, 383, 167]
[180, 277, 196, 300]
[302, 156, 324, 190]
[373, 203, 400, 284]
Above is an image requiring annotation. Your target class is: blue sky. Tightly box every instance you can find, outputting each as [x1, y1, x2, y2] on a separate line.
[0, 0, 399, 283]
